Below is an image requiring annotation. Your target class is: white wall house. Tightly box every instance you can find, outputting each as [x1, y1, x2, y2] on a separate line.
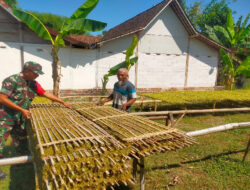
[0, 0, 228, 95]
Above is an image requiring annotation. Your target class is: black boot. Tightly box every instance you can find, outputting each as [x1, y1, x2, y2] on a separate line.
[0, 169, 8, 180]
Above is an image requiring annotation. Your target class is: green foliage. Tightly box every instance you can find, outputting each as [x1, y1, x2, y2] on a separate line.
[142, 90, 250, 105]
[197, 0, 231, 33]
[13, 9, 54, 43]
[236, 56, 250, 76]
[104, 57, 138, 80]
[3, 0, 17, 8]
[186, 1, 202, 29]
[204, 9, 249, 89]
[206, 10, 249, 49]
[125, 35, 139, 69]
[62, 18, 107, 35]
[219, 49, 234, 75]
[29, 12, 67, 31]
[69, 0, 99, 20]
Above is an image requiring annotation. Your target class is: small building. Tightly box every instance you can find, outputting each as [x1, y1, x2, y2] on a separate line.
[0, 0, 228, 95]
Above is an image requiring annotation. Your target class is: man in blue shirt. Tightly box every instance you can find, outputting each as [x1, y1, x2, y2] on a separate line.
[99, 68, 136, 112]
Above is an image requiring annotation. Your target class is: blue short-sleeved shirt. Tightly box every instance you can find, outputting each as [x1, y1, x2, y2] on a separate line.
[112, 80, 136, 112]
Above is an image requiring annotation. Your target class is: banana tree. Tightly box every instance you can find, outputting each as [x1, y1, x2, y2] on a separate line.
[220, 48, 250, 90]
[205, 10, 249, 88]
[102, 35, 138, 94]
[13, 0, 107, 97]
[205, 10, 249, 61]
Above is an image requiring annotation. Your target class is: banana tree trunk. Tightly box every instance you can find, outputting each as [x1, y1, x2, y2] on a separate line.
[230, 77, 235, 90]
[51, 47, 61, 97]
[229, 53, 234, 91]
[101, 78, 109, 95]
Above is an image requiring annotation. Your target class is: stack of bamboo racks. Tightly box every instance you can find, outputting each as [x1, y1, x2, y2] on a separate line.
[72, 103, 195, 158]
[28, 103, 133, 190]
[28, 102, 195, 189]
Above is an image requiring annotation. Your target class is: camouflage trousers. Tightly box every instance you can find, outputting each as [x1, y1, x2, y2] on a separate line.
[0, 121, 27, 158]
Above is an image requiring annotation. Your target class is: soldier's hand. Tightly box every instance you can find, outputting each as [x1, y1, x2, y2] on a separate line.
[21, 109, 31, 119]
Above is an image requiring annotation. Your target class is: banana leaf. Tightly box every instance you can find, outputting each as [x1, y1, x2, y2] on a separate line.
[70, 0, 99, 20]
[214, 25, 232, 44]
[13, 8, 54, 44]
[125, 35, 139, 68]
[205, 25, 222, 45]
[62, 18, 106, 34]
[236, 56, 250, 76]
[105, 57, 138, 78]
[226, 10, 235, 39]
[219, 49, 235, 76]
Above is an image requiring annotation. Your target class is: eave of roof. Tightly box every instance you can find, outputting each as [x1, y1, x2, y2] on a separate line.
[0, 0, 20, 21]
[46, 27, 101, 48]
[0, 2, 99, 48]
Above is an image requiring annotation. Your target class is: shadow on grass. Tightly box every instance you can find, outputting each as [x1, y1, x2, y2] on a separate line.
[9, 163, 35, 190]
[150, 149, 245, 171]
[107, 184, 133, 190]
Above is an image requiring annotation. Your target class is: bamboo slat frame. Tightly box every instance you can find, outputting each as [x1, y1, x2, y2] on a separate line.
[29, 103, 134, 190]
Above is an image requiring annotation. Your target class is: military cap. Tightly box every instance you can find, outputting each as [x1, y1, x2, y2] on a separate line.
[23, 61, 44, 75]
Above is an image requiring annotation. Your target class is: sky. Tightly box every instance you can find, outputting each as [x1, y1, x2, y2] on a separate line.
[17, 0, 249, 35]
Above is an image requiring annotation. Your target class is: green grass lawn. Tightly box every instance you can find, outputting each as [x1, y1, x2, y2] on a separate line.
[0, 113, 249, 190]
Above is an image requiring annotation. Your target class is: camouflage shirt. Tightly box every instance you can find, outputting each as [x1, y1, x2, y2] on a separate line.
[0, 73, 45, 126]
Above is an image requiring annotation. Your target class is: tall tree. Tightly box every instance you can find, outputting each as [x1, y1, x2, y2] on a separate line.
[186, 1, 202, 29]
[197, 0, 231, 33]
[13, 0, 107, 96]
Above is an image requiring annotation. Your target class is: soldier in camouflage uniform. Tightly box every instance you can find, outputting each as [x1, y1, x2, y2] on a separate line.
[0, 61, 71, 179]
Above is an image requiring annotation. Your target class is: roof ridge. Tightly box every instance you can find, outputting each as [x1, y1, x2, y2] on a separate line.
[110, 0, 169, 30]
[100, 0, 171, 43]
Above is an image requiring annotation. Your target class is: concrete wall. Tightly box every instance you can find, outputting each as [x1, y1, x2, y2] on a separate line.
[0, 42, 21, 81]
[137, 7, 188, 89]
[0, 42, 98, 90]
[139, 7, 189, 54]
[187, 39, 218, 87]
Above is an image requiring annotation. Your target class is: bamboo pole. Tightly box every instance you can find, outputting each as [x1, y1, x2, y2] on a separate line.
[139, 157, 145, 190]
[146, 116, 168, 120]
[133, 158, 138, 181]
[132, 107, 250, 116]
[186, 122, 250, 137]
[0, 156, 32, 166]
[105, 99, 162, 105]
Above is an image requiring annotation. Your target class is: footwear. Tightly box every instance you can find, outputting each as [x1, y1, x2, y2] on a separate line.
[0, 169, 8, 180]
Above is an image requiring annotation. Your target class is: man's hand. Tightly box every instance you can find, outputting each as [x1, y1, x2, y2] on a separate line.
[63, 102, 72, 109]
[97, 101, 105, 106]
[122, 104, 127, 111]
[21, 109, 31, 119]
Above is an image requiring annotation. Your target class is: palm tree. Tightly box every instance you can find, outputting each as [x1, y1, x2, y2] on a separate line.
[13, 0, 107, 96]
[102, 35, 138, 94]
